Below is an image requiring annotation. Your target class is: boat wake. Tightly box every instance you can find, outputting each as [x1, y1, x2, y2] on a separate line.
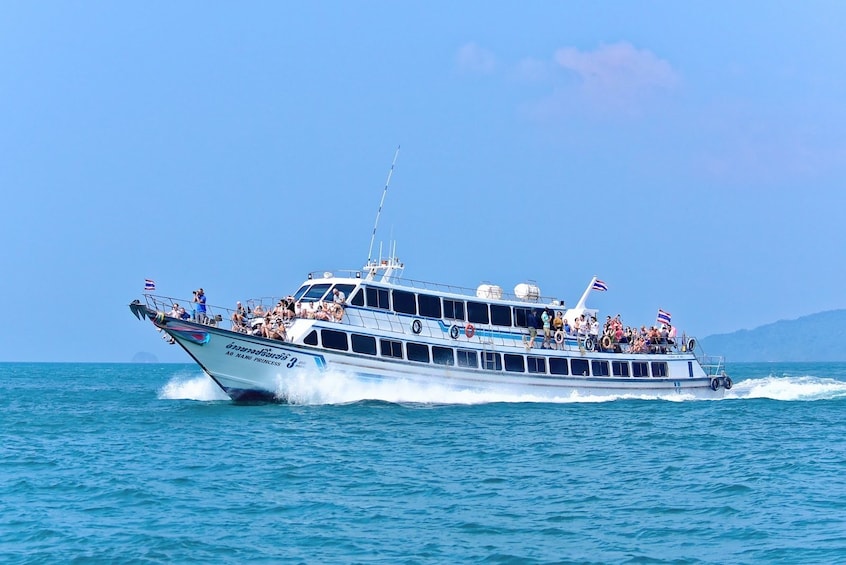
[158, 372, 231, 401]
[724, 375, 846, 401]
[157, 370, 846, 405]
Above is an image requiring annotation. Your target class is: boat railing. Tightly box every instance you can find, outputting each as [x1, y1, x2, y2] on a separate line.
[697, 354, 725, 376]
[139, 294, 714, 363]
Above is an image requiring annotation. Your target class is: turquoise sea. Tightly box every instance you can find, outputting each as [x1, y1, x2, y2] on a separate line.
[2, 362, 846, 564]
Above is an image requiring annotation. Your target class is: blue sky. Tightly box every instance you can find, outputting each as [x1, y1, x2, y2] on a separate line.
[3, 2, 845, 362]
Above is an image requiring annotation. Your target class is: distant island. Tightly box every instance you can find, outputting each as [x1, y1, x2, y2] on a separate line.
[699, 309, 846, 362]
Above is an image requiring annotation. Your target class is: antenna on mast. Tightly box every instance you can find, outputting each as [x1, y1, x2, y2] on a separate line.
[367, 146, 400, 264]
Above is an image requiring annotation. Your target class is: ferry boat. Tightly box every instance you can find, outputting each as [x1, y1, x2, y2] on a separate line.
[129, 257, 731, 401]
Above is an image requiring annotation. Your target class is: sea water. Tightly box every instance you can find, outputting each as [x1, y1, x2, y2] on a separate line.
[2, 362, 845, 564]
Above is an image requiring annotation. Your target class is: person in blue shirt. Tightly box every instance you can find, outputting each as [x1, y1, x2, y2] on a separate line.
[525, 309, 540, 349]
[193, 288, 207, 324]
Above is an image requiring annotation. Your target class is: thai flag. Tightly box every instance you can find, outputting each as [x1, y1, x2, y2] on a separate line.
[145, 279, 156, 291]
[592, 279, 608, 292]
[657, 309, 672, 325]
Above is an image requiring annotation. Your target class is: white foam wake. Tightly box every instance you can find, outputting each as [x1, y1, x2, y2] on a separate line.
[725, 375, 846, 401]
[158, 373, 231, 401]
[273, 369, 700, 406]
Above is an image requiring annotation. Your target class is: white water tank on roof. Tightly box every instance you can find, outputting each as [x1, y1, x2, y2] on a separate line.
[476, 284, 503, 300]
[514, 283, 540, 301]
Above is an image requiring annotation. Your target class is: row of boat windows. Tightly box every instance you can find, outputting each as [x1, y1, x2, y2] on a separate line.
[305, 329, 677, 378]
[296, 283, 548, 327]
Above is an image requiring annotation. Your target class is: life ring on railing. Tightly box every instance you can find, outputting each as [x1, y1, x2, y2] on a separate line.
[465, 324, 475, 339]
[687, 338, 696, 352]
[554, 330, 565, 345]
[584, 337, 595, 351]
[411, 319, 423, 334]
[723, 376, 733, 390]
[449, 324, 460, 340]
[601, 335, 613, 350]
[710, 378, 720, 391]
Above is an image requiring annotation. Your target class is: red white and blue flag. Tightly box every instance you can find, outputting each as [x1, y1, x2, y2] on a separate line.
[145, 279, 156, 291]
[592, 279, 608, 292]
[657, 309, 672, 325]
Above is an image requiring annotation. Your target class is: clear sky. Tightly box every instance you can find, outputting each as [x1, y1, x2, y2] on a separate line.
[3, 2, 845, 362]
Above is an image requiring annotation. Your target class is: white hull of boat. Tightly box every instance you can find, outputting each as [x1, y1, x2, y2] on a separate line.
[164, 320, 724, 402]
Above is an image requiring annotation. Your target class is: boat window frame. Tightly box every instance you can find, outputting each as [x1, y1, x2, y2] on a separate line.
[391, 289, 417, 315]
[417, 294, 441, 318]
[321, 329, 349, 351]
[549, 357, 569, 375]
[571, 358, 589, 377]
[651, 362, 668, 378]
[632, 361, 649, 378]
[490, 304, 512, 327]
[504, 354, 525, 373]
[406, 342, 430, 363]
[591, 360, 610, 377]
[302, 283, 332, 303]
[482, 352, 502, 371]
[527, 356, 546, 374]
[380, 338, 403, 359]
[612, 361, 630, 377]
[350, 333, 377, 355]
[366, 286, 391, 310]
[442, 298, 465, 321]
[466, 301, 490, 325]
[456, 349, 478, 368]
[432, 346, 454, 366]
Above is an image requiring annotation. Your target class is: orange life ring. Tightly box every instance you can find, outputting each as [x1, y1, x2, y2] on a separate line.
[465, 324, 475, 339]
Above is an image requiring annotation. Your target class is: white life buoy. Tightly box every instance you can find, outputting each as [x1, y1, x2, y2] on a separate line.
[449, 325, 459, 339]
[411, 319, 423, 334]
[554, 330, 564, 344]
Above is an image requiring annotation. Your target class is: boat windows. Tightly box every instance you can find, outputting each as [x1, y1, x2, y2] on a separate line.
[321, 329, 348, 351]
[612, 361, 630, 377]
[482, 352, 502, 371]
[571, 358, 589, 377]
[651, 362, 668, 378]
[466, 301, 489, 325]
[632, 361, 649, 378]
[302, 283, 332, 302]
[332, 284, 356, 301]
[513, 307, 530, 328]
[443, 299, 465, 321]
[366, 287, 391, 310]
[304, 330, 318, 346]
[504, 354, 524, 373]
[351, 334, 377, 355]
[456, 349, 478, 368]
[293, 285, 310, 301]
[432, 346, 454, 366]
[392, 290, 416, 315]
[549, 357, 569, 375]
[380, 339, 403, 359]
[688, 362, 694, 378]
[406, 342, 430, 363]
[350, 288, 364, 306]
[591, 360, 610, 377]
[527, 356, 546, 374]
[417, 294, 441, 318]
[490, 304, 512, 327]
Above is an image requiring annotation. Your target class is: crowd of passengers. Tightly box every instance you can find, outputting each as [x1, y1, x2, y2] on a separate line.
[533, 309, 680, 354]
[226, 290, 347, 341]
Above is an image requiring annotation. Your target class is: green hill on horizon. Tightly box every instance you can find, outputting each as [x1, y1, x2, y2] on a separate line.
[699, 309, 846, 362]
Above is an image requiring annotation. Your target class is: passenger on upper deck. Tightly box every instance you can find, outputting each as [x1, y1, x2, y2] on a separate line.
[541, 308, 551, 348]
[332, 288, 346, 305]
[169, 303, 180, 317]
[525, 310, 539, 349]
